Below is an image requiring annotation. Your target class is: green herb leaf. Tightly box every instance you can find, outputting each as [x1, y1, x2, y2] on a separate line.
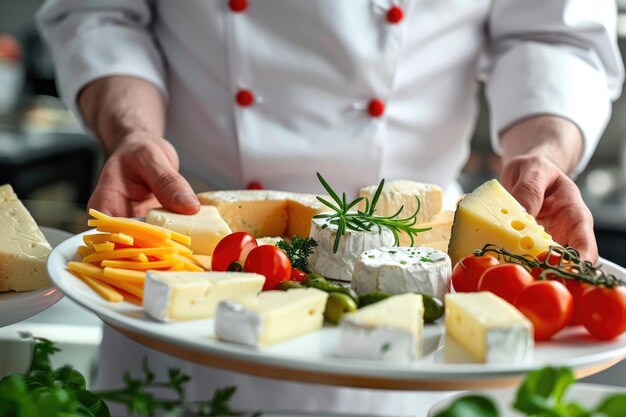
[277, 236, 318, 273]
[432, 395, 499, 417]
[594, 393, 626, 417]
[513, 366, 575, 415]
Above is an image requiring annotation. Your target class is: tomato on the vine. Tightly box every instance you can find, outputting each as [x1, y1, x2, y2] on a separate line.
[515, 280, 573, 341]
[531, 251, 563, 279]
[477, 263, 534, 305]
[244, 245, 292, 290]
[579, 286, 626, 340]
[290, 268, 307, 283]
[211, 232, 258, 272]
[451, 255, 500, 293]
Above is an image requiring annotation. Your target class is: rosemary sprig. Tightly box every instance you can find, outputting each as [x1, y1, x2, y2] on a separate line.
[474, 244, 626, 288]
[313, 173, 432, 253]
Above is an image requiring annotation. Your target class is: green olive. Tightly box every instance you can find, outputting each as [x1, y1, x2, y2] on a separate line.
[420, 293, 445, 323]
[358, 291, 392, 308]
[276, 281, 304, 291]
[305, 280, 359, 305]
[324, 292, 358, 324]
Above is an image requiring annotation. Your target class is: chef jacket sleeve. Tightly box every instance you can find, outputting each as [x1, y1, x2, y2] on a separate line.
[484, 0, 624, 175]
[36, 0, 167, 117]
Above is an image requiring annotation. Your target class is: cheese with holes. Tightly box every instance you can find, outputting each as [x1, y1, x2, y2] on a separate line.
[0, 184, 52, 291]
[215, 288, 328, 346]
[448, 179, 557, 265]
[400, 210, 454, 248]
[308, 217, 395, 282]
[197, 190, 327, 238]
[146, 206, 231, 256]
[337, 293, 424, 362]
[444, 292, 533, 363]
[351, 247, 451, 299]
[358, 180, 442, 224]
[143, 271, 264, 321]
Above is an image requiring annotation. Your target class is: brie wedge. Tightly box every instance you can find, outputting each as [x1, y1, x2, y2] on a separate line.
[351, 246, 451, 300]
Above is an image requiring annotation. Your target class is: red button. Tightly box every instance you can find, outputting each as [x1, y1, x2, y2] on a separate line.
[386, 6, 404, 24]
[236, 89, 254, 106]
[246, 181, 263, 190]
[367, 99, 385, 118]
[228, 0, 247, 12]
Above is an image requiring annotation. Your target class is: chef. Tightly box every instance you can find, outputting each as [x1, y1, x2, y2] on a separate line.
[38, 0, 623, 415]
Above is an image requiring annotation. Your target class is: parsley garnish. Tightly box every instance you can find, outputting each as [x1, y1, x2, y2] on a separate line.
[277, 236, 318, 273]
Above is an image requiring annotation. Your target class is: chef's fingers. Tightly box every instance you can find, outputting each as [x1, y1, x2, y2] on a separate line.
[136, 141, 201, 215]
[567, 211, 598, 263]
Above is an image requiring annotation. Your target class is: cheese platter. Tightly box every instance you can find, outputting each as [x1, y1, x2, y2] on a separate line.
[46, 175, 626, 390]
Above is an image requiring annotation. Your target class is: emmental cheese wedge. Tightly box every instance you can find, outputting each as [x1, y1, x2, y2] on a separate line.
[447, 179, 557, 265]
[358, 180, 443, 224]
[337, 293, 424, 362]
[0, 184, 52, 291]
[143, 271, 265, 322]
[146, 206, 232, 256]
[215, 288, 328, 346]
[196, 190, 327, 238]
[444, 292, 533, 364]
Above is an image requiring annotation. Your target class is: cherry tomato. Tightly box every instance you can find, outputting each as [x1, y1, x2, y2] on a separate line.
[531, 251, 563, 279]
[477, 264, 534, 305]
[579, 286, 626, 340]
[451, 255, 500, 293]
[515, 280, 573, 341]
[211, 232, 258, 272]
[560, 279, 588, 326]
[244, 245, 292, 290]
[290, 268, 307, 283]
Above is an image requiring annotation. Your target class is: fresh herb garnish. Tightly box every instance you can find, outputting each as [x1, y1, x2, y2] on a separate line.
[474, 244, 626, 288]
[313, 173, 432, 253]
[380, 342, 392, 353]
[277, 236, 318, 273]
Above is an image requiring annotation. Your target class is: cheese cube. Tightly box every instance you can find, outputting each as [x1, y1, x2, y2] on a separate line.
[351, 247, 451, 300]
[337, 293, 424, 362]
[358, 180, 443, 224]
[444, 292, 533, 364]
[215, 288, 328, 346]
[146, 206, 231, 256]
[0, 184, 52, 291]
[448, 180, 557, 265]
[143, 271, 265, 321]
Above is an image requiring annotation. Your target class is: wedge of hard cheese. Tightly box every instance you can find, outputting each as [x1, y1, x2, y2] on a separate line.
[447, 179, 557, 265]
[400, 210, 454, 248]
[215, 288, 328, 346]
[143, 271, 265, 321]
[197, 190, 327, 238]
[0, 184, 52, 292]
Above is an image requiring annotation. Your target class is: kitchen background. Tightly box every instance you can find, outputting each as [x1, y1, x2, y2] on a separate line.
[1, 0, 625, 389]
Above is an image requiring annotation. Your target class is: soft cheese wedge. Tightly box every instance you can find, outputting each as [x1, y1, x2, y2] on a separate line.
[0, 184, 52, 291]
[351, 247, 451, 300]
[143, 271, 265, 322]
[337, 293, 424, 362]
[147, 206, 231, 256]
[308, 217, 395, 282]
[444, 292, 533, 364]
[448, 179, 557, 265]
[215, 288, 328, 346]
[196, 190, 327, 238]
[358, 180, 442, 224]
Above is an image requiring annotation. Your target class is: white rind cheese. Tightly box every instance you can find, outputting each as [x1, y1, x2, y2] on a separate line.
[215, 288, 328, 346]
[308, 217, 395, 282]
[146, 206, 231, 256]
[0, 184, 52, 292]
[351, 247, 451, 300]
[337, 293, 424, 362]
[444, 292, 533, 364]
[358, 180, 442, 224]
[143, 271, 264, 322]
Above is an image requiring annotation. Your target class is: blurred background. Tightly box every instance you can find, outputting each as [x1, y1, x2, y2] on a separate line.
[1, 0, 626, 388]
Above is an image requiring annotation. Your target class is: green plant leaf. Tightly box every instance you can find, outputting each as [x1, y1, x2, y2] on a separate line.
[514, 367, 575, 415]
[594, 393, 626, 417]
[53, 366, 87, 391]
[432, 395, 499, 417]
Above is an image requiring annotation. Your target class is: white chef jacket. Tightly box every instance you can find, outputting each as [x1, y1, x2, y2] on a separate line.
[37, 0, 623, 415]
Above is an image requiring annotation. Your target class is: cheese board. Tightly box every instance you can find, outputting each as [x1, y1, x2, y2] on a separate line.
[47, 228, 626, 390]
[0, 227, 71, 327]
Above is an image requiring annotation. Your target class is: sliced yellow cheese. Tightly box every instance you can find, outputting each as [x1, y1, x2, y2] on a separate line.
[196, 190, 327, 238]
[447, 179, 556, 265]
[0, 184, 52, 291]
[146, 206, 232, 256]
[358, 180, 443, 224]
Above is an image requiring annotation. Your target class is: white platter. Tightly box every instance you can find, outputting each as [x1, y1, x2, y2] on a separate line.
[0, 227, 72, 327]
[428, 383, 625, 416]
[47, 229, 626, 390]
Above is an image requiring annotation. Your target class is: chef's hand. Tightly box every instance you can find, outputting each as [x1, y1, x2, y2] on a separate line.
[499, 116, 598, 262]
[79, 76, 201, 217]
[88, 135, 200, 217]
